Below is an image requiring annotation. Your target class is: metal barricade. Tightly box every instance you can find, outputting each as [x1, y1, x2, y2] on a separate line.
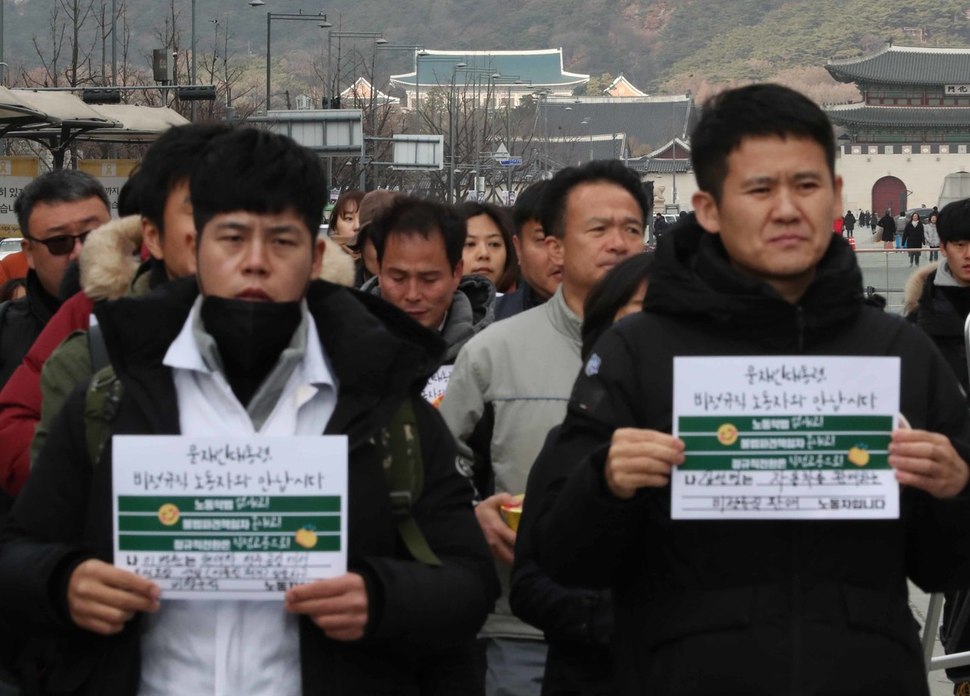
[854, 245, 933, 315]
[923, 592, 970, 673]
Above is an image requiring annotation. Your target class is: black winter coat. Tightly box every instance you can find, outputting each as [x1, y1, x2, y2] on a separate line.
[0, 271, 60, 389]
[909, 273, 970, 392]
[510, 427, 613, 696]
[880, 214, 897, 242]
[0, 277, 499, 695]
[534, 223, 970, 696]
[902, 221, 926, 249]
[494, 282, 547, 321]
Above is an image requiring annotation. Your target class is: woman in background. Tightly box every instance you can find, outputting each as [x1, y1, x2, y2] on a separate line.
[327, 190, 364, 258]
[458, 202, 518, 293]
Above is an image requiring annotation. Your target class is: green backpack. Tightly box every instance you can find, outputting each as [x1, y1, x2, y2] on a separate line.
[83, 345, 441, 566]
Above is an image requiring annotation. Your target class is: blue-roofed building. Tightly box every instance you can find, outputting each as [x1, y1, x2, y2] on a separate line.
[390, 49, 588, 109]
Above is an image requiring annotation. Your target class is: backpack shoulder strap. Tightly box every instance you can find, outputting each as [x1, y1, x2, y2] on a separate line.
[83, 365, 124, 467]
[376, 398, 441, 566]
[87, 321, 109, 373]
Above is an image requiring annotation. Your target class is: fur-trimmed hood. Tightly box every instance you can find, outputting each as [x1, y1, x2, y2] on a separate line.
[318, 237, 356, 287]
[902, 264, 937, 316]
[78, 215, 143, 301]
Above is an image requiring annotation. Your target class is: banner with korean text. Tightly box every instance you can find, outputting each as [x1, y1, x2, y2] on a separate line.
[113, 435, 348, 600]
[672, 356, 901, 520]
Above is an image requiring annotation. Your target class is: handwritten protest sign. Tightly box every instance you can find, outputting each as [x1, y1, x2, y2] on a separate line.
[113, 436, 347, 600]
[422, 365, 454, 408]
[672, 357, 900, 520]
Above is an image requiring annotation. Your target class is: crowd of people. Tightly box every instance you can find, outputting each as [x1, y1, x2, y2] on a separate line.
[0, 83, 968, 696]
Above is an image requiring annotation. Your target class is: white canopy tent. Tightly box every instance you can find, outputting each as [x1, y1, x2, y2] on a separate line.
[0, 89, 189, 167]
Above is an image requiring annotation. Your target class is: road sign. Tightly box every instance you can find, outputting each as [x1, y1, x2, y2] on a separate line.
[498, 157, 523, 167]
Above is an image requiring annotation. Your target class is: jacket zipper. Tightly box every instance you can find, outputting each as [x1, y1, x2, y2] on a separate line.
[795, 305, 806, 352]
[791, 304, 805, 694]
[790, 525, 802, 695]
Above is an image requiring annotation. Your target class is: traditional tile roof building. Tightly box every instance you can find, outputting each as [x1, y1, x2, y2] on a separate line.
[825, 45, 970, 143]
[539, 93, 696, 165]
[339, 78, 400, 107]
[823, 45, 970, 220]
[604, 75, 648, 98]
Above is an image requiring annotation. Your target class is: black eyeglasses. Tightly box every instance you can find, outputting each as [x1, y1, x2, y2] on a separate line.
[26, 230, 92, 256]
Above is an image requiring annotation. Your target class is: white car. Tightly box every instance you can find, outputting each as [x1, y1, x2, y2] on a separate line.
[0, 237, 22, 260]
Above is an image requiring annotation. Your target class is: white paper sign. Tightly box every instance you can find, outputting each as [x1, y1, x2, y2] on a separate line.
[422, 365, 454, 407]
[113, 435, 348, 600]
[672, 356, 901, 520]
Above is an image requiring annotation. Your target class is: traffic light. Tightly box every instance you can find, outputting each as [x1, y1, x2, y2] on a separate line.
[177, 86, 217, 102]
[81, 88, 122, 104]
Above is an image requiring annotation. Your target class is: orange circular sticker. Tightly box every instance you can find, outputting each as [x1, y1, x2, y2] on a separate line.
[294, 527, 318, 549]
[716, 423, 739, 446]
[847, 446, 870, 467]
[157, 503, 180, 526]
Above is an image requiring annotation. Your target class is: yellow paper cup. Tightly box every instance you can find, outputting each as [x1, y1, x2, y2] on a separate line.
[500, 494, 525, 532]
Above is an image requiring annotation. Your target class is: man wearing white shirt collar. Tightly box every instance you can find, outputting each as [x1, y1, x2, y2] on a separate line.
[0, 128, 497, 695]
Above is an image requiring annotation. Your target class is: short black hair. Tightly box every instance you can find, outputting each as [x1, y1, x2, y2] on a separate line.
[192, 127, 327, 238]
[937, 199, 970, 244]
[134, 123, 231, 236]
[539, 160, 650, 240]
[371, 197, 466, 271]
[14, 170, 110, 237]
[691, 84, 835, 202]
[117, 175, 141, 217]
[512, 180, 548, 236]
[581, 252, 653, 360]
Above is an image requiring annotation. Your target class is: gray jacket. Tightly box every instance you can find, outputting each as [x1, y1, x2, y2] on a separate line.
[439, 286, 582, 640]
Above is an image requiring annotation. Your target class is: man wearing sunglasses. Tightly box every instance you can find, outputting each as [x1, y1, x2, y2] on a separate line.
[0, 170, 110, 387]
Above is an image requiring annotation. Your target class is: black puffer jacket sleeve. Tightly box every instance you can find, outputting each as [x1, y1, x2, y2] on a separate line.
[0, 384, 97, 630]
[510, 426, 612, 647]
[359, 396, 499, 649]
[533, 327, 648, 589]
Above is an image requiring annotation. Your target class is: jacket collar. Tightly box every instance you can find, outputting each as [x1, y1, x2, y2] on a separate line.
[25, 269, 61, 324]
[95, 277, 445, 442]
[440, 275, 496, 362]
[643, 218, 864, 344]
[545, 285, 582, 349]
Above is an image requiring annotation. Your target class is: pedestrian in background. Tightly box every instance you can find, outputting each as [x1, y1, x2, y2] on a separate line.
[926, 212, 940, 263]
[879, 209, 896, 250]
[843, 209, 856, 238]
[903, 211, 925, 266]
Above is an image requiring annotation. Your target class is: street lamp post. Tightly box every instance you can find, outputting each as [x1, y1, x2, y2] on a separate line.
[532, 89, 551, 175]
[580, 117, 593, 162]
[447, 62, 466, 203]
[453, 67, 500, 200]
[484, 74, 528, 202]
[328, 31, 386, 110]
[412, 53, 464, 134]
[500, 80, 530, 201]
[375, 43, 421, 132]
[264, 11, 332, 113]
